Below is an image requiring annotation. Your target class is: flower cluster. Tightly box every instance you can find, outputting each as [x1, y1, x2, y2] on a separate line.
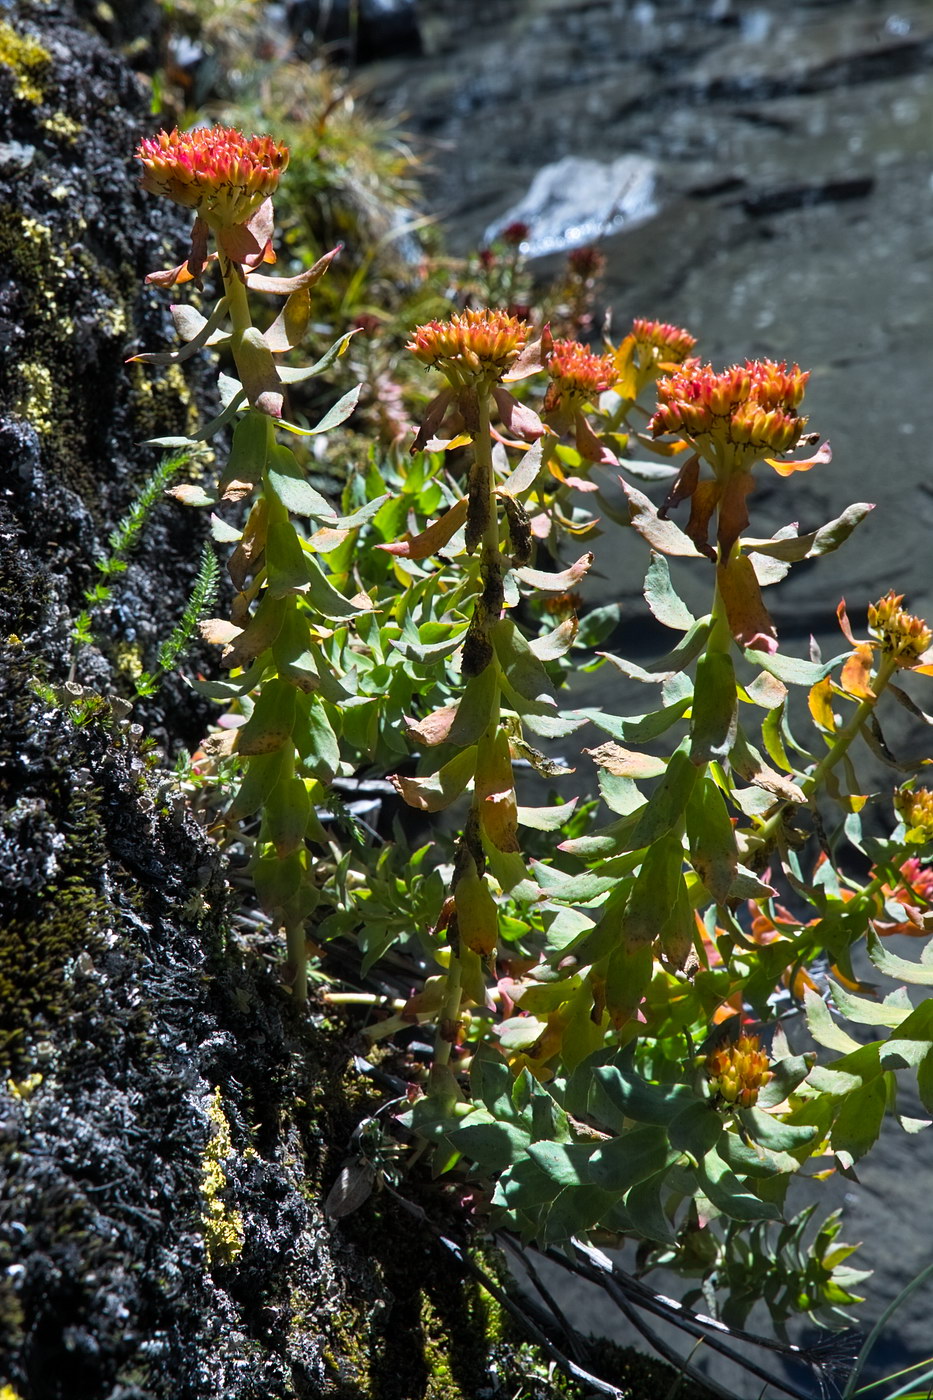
[650, 359, 810, 469]
[407, 310, 545, 453]
[542, 338, 619, 466]
[632, 317, 697, 367]
[545, 339, 618, 406]
[136, 125, 289, 285]
[408, 309, 529, 385]
[895, 787, 933, 844]
[137, 126, 289, 230]
[867, 591, 933, 667]
[706, 1032, 772, 1109]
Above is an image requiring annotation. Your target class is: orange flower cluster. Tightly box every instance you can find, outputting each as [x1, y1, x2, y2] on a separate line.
[867, 591, 933, 667]
[650, 359, 809, 467]
[545, 338, 618, 406]
[632, 318, 697, 365]
[407, 310, 529, 384]
[136, 126, 289, 231]
[706, 1032, 772, 1109]
[407, 310, 545, 453]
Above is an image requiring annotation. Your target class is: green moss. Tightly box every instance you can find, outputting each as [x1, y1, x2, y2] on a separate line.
[0, 20, 50, 104]
[200, 1087, 245, 1267]
[0, 756, 109, 1072]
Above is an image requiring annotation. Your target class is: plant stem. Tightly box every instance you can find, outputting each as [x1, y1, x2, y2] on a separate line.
[430, 387, 502, 1098]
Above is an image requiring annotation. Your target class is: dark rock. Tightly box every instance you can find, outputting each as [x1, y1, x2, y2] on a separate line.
[288, 0, 422, 63]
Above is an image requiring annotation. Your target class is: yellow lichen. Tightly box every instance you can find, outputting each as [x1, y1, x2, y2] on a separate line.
[113, 642, 144, 681]
[6, 1072, 43, 1100]
[200, 1087, 245, 1266]
[0, 20, 50, 104]
[15, 362, 55, 434]
[41, 112, 81, 142]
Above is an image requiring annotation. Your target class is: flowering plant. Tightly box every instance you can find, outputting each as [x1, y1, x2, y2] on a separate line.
[131, 123, 933, 1389]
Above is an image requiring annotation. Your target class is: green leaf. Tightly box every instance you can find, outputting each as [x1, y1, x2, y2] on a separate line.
[539, 1184, 618, 1246]
[295, 694, 340, 781]
[804, 989, 863, 1054]
[492, 1157, 561, 1211]
[689, 651, 738, 763]
[264, 775, 311, 856]
[667, 1101, 723, 1158]
[517, 799, 579, 831]
[831, 1075, 887, 1164]
[575, 604, 621, 648]
[491, 617, 557, 708]
[743, 503, 874, 561]
[587, 1124, 678, 1190]
[745, 648, 839, 687]
[393, 746, 478, 813]
[644, 551, 695, 631]
[829, 982, 913, 1029]
[738, 1107, 818, 1152]
[265, 443, 337, 518]
[600, 617, 711, 684]
[530, 862, 619, 904]
[449, 1117, 532, 1173]
[526, 1140, 594, 1186]
[696, 1150, 781, 1222]
[228, 747, 290, 820]
[266, 521, 311, 598]
[217, 408, 271, 497]
[869, 933, 933, 987]
[686, 775, 739, 902]
[627, 746, 698, 848]
[280, 383, 362, 437]
[235, 678, 297, 755]
[717, 1132, 798, 1179]
[624, 1171, 676, 1242]
[582, 697, 692, 745]
[302, 550, 368, 620]
[590, 1065, 696, 1128]
[756, 1053, 815, 1108]
[623, 831, 684, 948]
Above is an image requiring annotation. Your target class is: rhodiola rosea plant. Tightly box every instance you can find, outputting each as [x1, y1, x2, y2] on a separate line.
[131, 124, 933, 1376]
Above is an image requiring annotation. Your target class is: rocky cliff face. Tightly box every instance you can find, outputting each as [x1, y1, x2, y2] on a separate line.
[0, 7, 389, 1396]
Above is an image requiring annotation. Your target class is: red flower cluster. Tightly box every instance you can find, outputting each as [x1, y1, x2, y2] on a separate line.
[137, 126, 288, 230]
[545, 338, 618, 405]
[136, 125, 289, 286]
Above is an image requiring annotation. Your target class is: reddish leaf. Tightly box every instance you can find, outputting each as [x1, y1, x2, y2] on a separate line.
[716, 552, 777, 653]
[376, 496, 468, 559]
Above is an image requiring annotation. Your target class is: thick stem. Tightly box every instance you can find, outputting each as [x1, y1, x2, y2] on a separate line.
[430, 388, 502, 1094]
[219, 255, 253, 345]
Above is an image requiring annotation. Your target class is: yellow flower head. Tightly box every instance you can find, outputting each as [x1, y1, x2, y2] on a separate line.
[867, 591, 933, 668]
[895, 787, 933, 844]
[136, 126, 289, 231]
[706, 1032, 772, 1109]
